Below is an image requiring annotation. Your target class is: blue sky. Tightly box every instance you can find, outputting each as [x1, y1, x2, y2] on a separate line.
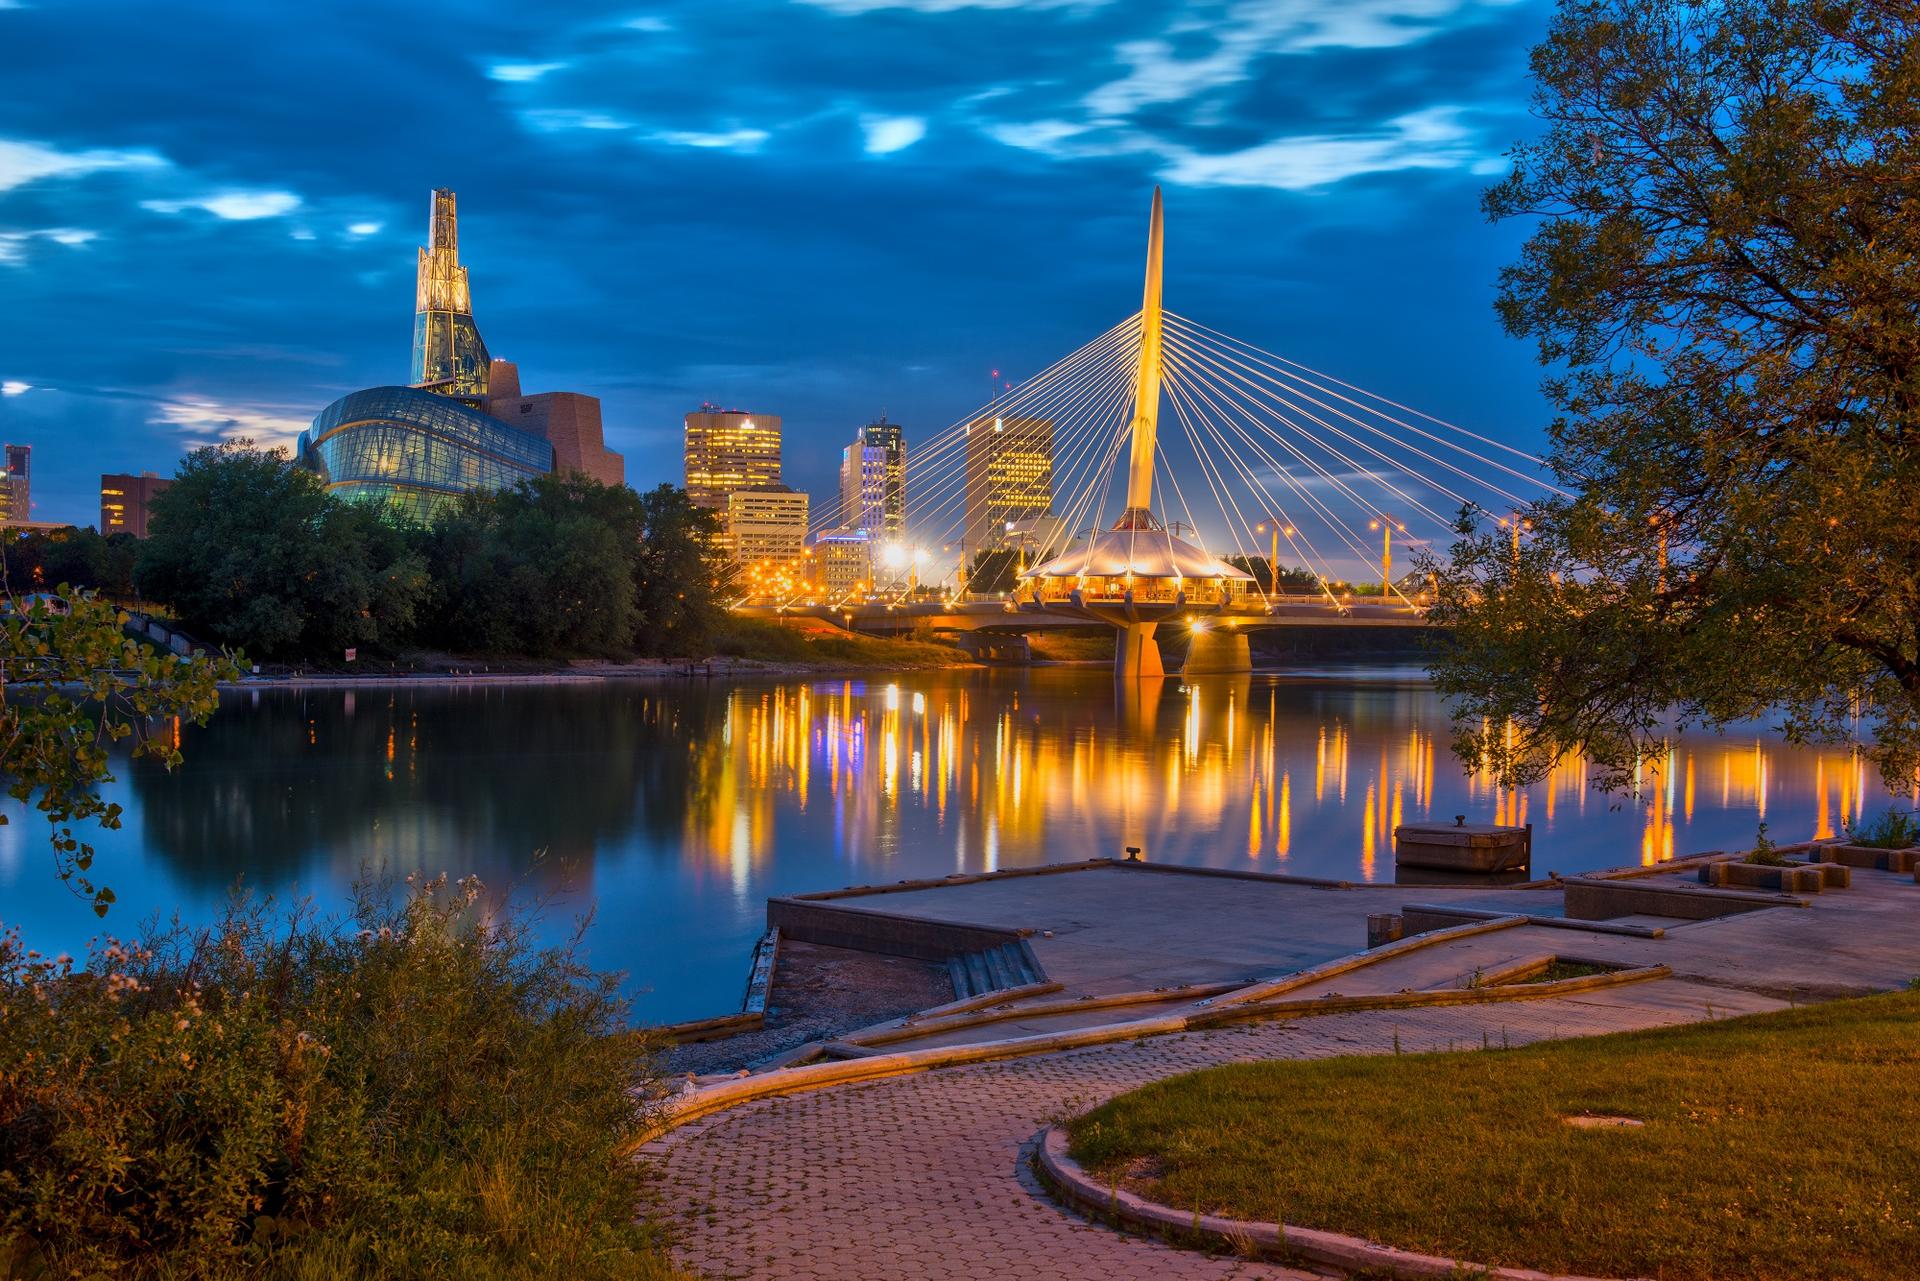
[0, 0, 1557, 528]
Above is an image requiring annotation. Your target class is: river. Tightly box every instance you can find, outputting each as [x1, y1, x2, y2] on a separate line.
[0, 665, 1906, 1023]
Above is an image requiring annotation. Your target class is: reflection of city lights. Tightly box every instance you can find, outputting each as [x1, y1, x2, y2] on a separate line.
[656, 678, 1901, 888]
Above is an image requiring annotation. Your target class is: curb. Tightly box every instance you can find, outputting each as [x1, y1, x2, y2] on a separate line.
[628, 920, 1670, 1150]
[1033, 1127, 1641, 1281]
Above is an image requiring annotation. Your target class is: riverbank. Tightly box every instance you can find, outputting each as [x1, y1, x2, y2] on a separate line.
[237, 619, 982, 685]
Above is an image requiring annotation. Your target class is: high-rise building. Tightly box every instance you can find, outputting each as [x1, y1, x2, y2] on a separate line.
[726, 485, 809, 566]
[838, 416, 906, 539]
[684, 406, 782, 513]
[100, 472, 172, 538]
[0, 444, 30, 525]
[962, 415, 1054, 560]
[814, 527, 873, 599]
[411, 188, 491, 405]
[300, 189, 623, 520]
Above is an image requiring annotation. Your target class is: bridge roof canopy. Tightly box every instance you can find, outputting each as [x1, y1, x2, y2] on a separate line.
[1019, 526, 1254, 582]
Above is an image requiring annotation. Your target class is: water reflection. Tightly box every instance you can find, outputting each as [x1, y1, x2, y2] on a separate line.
[0, 667, 1910, 1023]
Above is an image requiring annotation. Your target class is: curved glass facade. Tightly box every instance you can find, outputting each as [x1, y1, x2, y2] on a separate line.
[300, 386, 554, 523]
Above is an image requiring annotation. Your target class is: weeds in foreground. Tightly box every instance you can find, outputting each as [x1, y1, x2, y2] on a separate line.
[0, 878, 683, 1280]
[1844, 807, 1920, 850]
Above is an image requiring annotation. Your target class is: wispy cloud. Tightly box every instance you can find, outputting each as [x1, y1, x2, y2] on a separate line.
[652, 127, 771, 151]
[0, 227, 98, 265]
[487, 60, 569, 83]
[801, 0, 1101, 11]
[1162, 107, 1489, 189]
[151, 398, 309, 450]
[0, 137, 164, 193]
[861, 115, 927, 155]
[1, 382, 31, 397]
[142, 190, 303, 220]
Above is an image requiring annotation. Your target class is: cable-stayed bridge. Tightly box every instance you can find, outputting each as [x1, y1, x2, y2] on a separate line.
[750, 188, 1565, 678]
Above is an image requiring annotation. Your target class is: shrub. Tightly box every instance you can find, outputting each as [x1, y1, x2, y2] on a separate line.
[1744, 822, 1790, 866]
[1845, 808, 1920, 850]
[0, 878, 683, 1280]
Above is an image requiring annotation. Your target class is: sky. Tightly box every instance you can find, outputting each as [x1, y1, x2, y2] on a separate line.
[0, 0, 1560, 530]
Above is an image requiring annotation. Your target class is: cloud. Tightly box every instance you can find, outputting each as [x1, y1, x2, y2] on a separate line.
[0, 227, 99, 265]
[141, 190, 303, 220]
[521, 108, 635, 133]
[1087, 1, 1523, 118]
[150, 398, 309, 451]
[1162, 106, 1485, 189]
[487, 60, 569, 83]
[801, 0, 1099, 11]
[651, 128, 771, 151]
[1, 381, 30, 396]
[0, 137, 164, 193]
[346, 220, 383, 236]
[861, 115, 927, 155]
[624, 15, 672, 31]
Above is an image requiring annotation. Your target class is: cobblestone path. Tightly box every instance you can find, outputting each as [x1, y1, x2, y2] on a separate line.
[643, 985, 1736, 1280]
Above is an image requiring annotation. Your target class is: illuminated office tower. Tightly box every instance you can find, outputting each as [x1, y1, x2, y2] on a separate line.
[961, 415, 1053, 560]
[726, 485, 809, 566]
[410, 188, 491, 405]
[814, 527, 872, 598]
[838, 416, 905, 538]
[100, 471, 171, 538]
[684, 406, 782, 512]
[0, 444, 30, 524]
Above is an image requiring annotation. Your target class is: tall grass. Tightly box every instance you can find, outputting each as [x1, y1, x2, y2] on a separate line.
[0, 878, 685, 1280]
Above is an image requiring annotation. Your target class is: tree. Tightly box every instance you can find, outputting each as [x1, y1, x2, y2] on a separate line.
[0, 581, 236, 913]
[631, 484, 725, 657]
[967, 549, 1021, 595]
[419, 473, 644, 656]
[0, 528, 139, 600]
[1428, 0, 1920, 790]
[135, 441, 427, 658]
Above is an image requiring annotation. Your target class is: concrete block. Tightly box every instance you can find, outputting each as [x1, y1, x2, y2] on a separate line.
[1563, 876, 1805, 921]
[1824, 843, 1919, 873]
[1365, 912, 1404, 948]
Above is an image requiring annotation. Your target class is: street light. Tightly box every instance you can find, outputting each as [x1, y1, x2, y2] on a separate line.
[1252, 520, 1295, 598]
[1367, 517, 1406, 596]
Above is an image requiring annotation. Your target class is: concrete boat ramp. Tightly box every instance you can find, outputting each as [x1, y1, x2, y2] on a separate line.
[662, 844, 1919, 1096]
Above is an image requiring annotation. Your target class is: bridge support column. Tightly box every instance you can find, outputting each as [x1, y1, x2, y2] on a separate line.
[1181, 627, 1251, 676]
[1115, 623, 1163, 680]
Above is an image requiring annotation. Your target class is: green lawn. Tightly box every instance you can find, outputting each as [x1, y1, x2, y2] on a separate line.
[1067, 992, 1920, 1280]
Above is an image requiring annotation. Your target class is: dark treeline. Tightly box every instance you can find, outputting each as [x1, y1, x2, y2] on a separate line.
[29, 440, 730, 661]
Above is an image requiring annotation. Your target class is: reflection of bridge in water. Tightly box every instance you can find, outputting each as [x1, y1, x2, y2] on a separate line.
[756, 187, 1565, 677]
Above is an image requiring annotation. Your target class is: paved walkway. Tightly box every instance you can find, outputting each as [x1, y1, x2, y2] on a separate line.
[642, 980, 1772, 1280]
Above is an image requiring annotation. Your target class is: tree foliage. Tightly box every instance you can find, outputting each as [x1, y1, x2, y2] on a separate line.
[967, 548, 1021, 595]
[630, 483, 727, 658]
[0, 584, 237, 913]
[1428, 0, 1920, 790]
[0, 878, 680, 1280]
[418, 474, 645, 657]
[137, 442, 428, 659]
[1, 527, 139, 600]
[132, 447, 729, 663]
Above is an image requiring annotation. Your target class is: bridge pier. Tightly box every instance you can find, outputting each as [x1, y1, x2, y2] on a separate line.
[1115, 623, 1164, 680]
[1181, 626, 1251, 676]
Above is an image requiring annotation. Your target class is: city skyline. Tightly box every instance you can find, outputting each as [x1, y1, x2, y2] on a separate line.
[0, 1, 1557, 526]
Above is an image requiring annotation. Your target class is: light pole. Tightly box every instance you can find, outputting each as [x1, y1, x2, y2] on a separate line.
[1497, 513, 1532, 572]
[1367, 517, 1406, 596]
[1253, 520, 1294, 598]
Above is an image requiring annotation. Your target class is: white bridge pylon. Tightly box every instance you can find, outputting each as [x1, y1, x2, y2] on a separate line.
[778, 189, 1568, 677]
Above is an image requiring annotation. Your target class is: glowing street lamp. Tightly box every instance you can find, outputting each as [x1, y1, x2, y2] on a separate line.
[1367, 516, 1407, 595]
[1252, 520, 1295, 597]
